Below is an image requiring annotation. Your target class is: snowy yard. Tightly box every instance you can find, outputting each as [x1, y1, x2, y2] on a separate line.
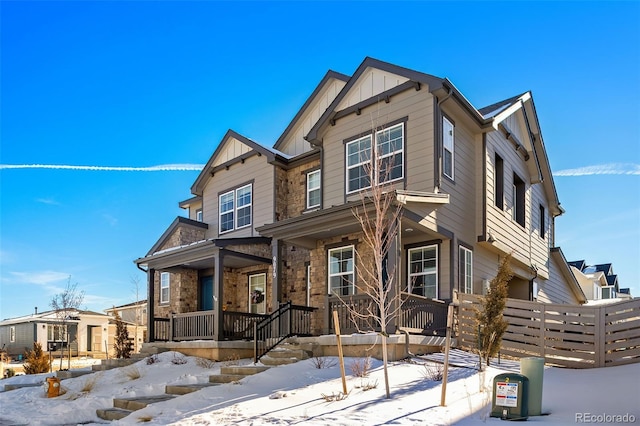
[0, 351, 638, 425]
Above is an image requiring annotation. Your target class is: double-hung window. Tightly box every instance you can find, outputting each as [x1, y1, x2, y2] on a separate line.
[346, 123, 404, 194]
[512, 174, 525, 227]
[459, 246, 473, 294]
[408, 245, 438, 299]
[443, 116, 454, 180]
[306, 170, 321, 209]
[328, 246, 354, 296]
[219, 184, 252, 233]
[9, 326, 15, 343]
[160, 272, 170, 304]
[249, 273, 266, 314]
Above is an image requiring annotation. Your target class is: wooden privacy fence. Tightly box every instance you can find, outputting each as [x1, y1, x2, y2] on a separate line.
[458, 294, 640, 368]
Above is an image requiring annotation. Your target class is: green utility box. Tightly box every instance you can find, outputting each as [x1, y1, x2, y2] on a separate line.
[491, 373, 529, 421]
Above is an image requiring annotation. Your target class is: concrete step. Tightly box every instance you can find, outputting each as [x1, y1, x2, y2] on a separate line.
[113, 394, 177, 411]
[267, 348, 310, 359]
[2, 383, 43, 392]
[96, 408, 132, 421]
[56, 370, 93, 379]
[260, 356, 299, 366]
[220, 365, 269, 375]
[165, 383, 219, 395]
[208, 374, 246, 384]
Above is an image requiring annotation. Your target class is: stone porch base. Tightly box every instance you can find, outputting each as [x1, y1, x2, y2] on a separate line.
[142, 333, 449, 362]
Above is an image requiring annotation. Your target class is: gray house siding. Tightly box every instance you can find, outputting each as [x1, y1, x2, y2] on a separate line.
[201, 154, 275, 239]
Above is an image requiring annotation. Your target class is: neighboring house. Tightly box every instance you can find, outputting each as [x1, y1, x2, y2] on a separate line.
[569, 260, 632, 303]
[135, 57, 586, 344]
[0, 309, 110, 359]
[104, 300, 148, 326]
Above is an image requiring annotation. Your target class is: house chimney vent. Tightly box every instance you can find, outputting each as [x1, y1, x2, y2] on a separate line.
[35, 307, 38, 315]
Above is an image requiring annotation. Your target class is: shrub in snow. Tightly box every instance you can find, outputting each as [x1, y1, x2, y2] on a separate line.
[309, 356, 337, 369]
[23, 342, 51, 374]
[113, 310, 133, 359]
[349, 356, 371, 377]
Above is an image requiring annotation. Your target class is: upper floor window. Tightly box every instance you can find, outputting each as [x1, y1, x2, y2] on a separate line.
[459, 246, 473, 294]
[346, 123, 404, 194]
[512, 173, 525, 227]
[328, 246, 354, 296]
[160, 272, 170, 304]
[219, 183, 252, 234]
[539, 204, 546, 239]
[443, 116, 455, 180]
[408, 245, 438, 299]
[9, 326, 15, 343]
[494, 153, 504, 210]
[307, 169, 321, 209]
[196, 208, 203, 222]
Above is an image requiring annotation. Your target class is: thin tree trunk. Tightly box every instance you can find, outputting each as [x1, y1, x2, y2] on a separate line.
[382, 334, 390, 398]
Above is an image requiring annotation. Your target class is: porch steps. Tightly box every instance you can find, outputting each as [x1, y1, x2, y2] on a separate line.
[96, 364, 272, 421]
[259, 342, 314, 366]
[165, 383, 219, 395]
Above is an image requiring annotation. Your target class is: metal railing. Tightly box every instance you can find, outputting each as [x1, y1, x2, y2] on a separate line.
[223, 311, 268, 340]
[327, 292, 448, 336]
[253, 302, 316, 362]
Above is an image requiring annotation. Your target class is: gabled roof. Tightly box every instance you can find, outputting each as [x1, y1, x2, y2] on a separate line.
[273, 70, 350, 151]
[145, 216, 208, 256]
[191, 129, 290, 196]
[478, 92, 528, 119]
[1, 309, 110, 325]
[568, 260, 586, 271]
[594, 263, 613, 275]
[305, 57, 450, 145]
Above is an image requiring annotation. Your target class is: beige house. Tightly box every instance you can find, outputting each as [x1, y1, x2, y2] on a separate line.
[569, 260, 631, 303]
[135, 58, 586, 349]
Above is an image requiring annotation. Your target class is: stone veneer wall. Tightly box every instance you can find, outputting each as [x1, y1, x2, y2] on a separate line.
[282, 159, 321, 220]
[222, 265, 272, 312]
[158, 224, 206, 252]
[154, 268, 198, 317]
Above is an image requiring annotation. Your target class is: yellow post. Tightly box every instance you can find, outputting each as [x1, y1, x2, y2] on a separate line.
[440, 304, 454, 406]
[332, 310, 348, 395]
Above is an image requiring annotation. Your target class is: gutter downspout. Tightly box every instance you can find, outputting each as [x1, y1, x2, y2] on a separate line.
[136, 263, 153, 343]
[435, 86, 453, 193]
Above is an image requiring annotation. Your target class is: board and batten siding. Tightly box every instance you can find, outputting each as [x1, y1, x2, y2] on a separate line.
[201, 154, 275, 239]
[0, 322, 36, 356]
[321, 87, 435, 208]
[484, 122, 550, 279]
[278, 79, 346, 157]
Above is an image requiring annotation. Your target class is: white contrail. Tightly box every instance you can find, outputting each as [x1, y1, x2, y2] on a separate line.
[554, 163, 640, 177]
[0, 163, 205, 171]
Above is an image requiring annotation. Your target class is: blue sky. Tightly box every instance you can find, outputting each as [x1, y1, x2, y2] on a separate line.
[1, 1, 638, 320]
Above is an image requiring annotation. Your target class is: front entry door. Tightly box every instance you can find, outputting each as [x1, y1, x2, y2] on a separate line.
[199, 276, 214, 311]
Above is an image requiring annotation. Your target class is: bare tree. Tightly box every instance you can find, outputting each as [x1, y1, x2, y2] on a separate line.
[340, 117, 404, 399]
[50, 276, 85, 369]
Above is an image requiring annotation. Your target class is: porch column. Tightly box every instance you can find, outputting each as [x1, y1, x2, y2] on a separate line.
[271, 239, 283, 311]
[212, 252, 225, 341]
[147, 268, 155, 342]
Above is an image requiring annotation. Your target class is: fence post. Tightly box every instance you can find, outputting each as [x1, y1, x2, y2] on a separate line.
[595, 306, 605, 368]
[253, 322, 258, 364]
[539, 304, 546, 360]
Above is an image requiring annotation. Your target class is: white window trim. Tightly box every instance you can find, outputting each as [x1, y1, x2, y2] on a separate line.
[9, 326, 15, 343]
[196, 208, 203, 222]
[219, 184, 253, 234]
[443, 116, 454, 180]
[407, 245, 438, 299]
[345, 123, 404, 194]
[160, 272, 170, 304]
[460, 246, 473, 294]
[219, 190, 235, 234]
[346, 135, 372, 194]
[306, 264, 311, 306]
[328, 245, 355, 296]
[306, 169, 321, 209]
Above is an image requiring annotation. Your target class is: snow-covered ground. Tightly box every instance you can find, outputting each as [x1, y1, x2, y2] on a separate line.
[0, 351, 638, 425]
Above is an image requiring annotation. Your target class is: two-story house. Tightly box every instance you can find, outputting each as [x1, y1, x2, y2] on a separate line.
[569, 260, 632, 302]
[135, 58, 585, 349]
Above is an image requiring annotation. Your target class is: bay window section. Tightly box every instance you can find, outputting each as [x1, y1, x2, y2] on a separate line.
[328, 246, 355, 296]
[408, 245, 438, 299]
